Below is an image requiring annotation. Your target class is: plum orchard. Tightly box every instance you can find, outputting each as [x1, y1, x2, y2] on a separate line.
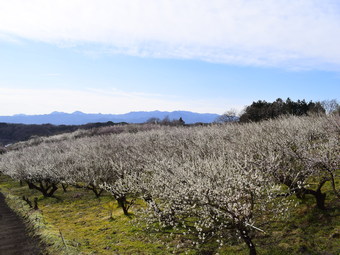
[0, 115, 339, 255]
[131, 127, 281, 255]
[68, 134, 146, 213]
[0, 141, 73, 197]
[254, 116, 340, 209]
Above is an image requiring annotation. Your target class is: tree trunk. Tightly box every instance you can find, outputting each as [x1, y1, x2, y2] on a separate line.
[117, 196, 129, 216]
[26, 181, 58, 197]
[302, 178, 328, 210]
[46, 183, 58, 197]
[34, 197, 39, 210]
[143, 195, 162, 214]
[239, 228, 257, 255]
[22, 196, 32, 208]
[61, 183, 68, 192]
[93, 188, 103, 198]
[87, 184, 104, 198]
[315, 190, 326, 210]
[295, 188, 326, 210]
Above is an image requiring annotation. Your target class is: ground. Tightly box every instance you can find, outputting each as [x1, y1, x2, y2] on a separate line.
[0, 192, 43, 255]
[0, 174, 339, 255]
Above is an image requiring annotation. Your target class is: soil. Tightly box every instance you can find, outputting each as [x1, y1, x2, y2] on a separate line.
[0, 192, 43, 255]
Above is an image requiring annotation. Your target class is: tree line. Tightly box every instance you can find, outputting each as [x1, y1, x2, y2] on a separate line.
[218, 98, 340, 123]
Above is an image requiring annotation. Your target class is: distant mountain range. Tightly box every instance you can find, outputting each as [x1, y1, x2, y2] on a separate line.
[0, 111, 220, 125]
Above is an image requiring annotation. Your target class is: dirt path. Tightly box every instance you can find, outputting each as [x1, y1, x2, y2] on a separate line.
[0, 192, 43, 255]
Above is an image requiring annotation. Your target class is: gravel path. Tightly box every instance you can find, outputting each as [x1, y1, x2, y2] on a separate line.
[0, 192, 43, 255]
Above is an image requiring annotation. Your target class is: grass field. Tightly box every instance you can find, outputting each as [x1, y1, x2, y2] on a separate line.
[0, 174, 339, 255]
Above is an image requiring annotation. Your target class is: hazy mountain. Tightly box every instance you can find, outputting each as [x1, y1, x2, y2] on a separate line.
[0, 111, 220, 125]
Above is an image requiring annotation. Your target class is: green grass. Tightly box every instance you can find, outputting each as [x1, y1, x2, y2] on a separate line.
[0, 174, 339, 255]
[0, 175, 185, 254]
[252, 187, 340, 255]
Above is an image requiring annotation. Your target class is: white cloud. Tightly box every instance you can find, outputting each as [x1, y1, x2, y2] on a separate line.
[0, 87, 235, 115]
[1, 0, 339, 69]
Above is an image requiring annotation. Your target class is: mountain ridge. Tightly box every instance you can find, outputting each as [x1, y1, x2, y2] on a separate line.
[0, 111, 220, 125]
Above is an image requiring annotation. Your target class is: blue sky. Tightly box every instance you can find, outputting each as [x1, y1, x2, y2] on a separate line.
[1, 0, 340, 115]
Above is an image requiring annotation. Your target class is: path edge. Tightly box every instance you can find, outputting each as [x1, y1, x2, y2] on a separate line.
[0, 190, 75, 255]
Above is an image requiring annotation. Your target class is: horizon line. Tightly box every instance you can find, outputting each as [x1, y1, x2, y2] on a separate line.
[1, 109, 222, 117]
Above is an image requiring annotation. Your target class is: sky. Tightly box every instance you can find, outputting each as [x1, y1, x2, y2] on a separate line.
[1, 0, 340, 116]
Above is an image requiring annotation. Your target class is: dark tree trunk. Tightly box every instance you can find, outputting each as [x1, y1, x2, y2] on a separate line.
[302, 178, 328, 210]
[92, 188, 103, 198]
[117, 196, 129, 216]
[288, 177, 328, 210]
[46, 183, 58, 197]
[295, 188, 327, 210]
[22, 196, 32, 208]
[26, 181, 58, 197]
[317, 193, 326, 210]
[87, 184, 104, 198]
[61, 184, 68, 192]
[143, 195, 162, 214]
[239, 228, 257, 255]
[34, 197, 39, 210]
[295, 190, 305, 199]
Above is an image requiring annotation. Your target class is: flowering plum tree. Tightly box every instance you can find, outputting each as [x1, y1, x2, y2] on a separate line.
[0, 141, 72, 197]
[133, 127, 284, 255]
[247, 115, 340, 210]
[61, 133, 146, 214]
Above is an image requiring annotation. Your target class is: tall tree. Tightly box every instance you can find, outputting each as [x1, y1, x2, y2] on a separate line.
[240, 98, 325, 122]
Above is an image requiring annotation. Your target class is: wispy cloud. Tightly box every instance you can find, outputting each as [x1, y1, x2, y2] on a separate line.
[0, 87, 235, 115]
[1, 0, 339, 70]
[0, 32, 23, 44]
